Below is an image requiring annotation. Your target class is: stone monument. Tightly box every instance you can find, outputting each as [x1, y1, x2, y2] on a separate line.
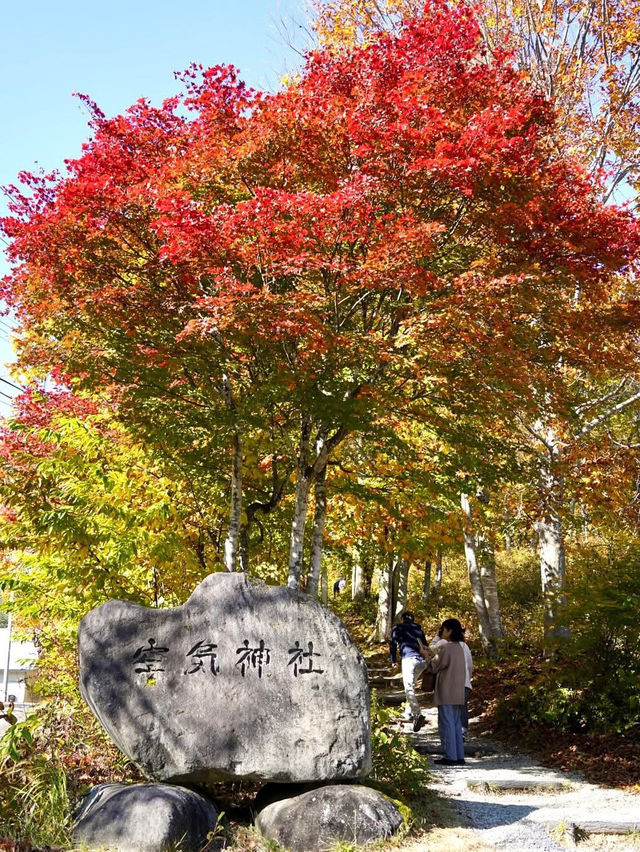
[78, 572, 371, 786]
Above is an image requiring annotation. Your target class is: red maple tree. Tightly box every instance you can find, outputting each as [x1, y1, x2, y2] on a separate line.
[2, 2, 638, 586]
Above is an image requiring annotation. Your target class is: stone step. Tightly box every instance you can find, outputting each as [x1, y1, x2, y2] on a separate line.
[546, 818, 640, 835]
[380, 690, 431, 706]
[527, 811, 640, 836]
[413, 742, 497, 758]
[368, 675, 402, 687]
[467, 778, 576, 793]
[525, 806, 640, 835]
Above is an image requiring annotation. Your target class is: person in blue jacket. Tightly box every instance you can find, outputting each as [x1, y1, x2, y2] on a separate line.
[389, 611, 428, 732]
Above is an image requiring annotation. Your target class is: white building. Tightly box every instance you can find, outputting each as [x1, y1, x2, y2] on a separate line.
[0, 612, 38, 706]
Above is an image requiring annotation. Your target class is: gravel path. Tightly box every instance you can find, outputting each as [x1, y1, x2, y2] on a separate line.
[407, 703, 640, 850]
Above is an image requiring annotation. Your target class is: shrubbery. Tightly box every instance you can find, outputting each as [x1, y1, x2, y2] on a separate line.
[369, 691, 430, 802]
[491, 542, 640, 735]
[0, 698, 139, 849]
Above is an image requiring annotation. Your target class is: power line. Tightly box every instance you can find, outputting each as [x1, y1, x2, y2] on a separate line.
[0, 377, 22, 392]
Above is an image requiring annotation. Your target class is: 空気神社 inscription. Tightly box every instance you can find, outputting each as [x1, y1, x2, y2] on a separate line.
[131, 636, 325, 681]
[79, 572, 370, 785]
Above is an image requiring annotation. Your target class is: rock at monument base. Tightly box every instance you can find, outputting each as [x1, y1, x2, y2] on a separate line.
[72, 783, 219, 852]
[252, 780, 328, 813]
[255, 784, 404, 852]
[78, 572, 370, 785]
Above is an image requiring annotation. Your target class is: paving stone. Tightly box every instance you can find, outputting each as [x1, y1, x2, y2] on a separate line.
[413, 741, 497, 757]
[468, 778, 576, 792]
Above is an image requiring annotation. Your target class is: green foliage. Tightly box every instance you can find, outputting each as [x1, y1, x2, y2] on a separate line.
[0, 715, 72, 848]
[368, 691, 430, 801]
[0, 698, 141, 848]
[0, 404, 212, 704]
[404, 548, 544, 653]
[494, 542, 640, 734]
[492, 549, 544, 649]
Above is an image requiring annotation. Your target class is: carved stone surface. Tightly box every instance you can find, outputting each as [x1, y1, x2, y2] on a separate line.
[78, 572, 370, 784]
[72, 783, 219, 852]
[255, 784, 404, 852]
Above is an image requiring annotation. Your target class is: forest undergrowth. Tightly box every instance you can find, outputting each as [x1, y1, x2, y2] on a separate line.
[471, 657, 640, 791]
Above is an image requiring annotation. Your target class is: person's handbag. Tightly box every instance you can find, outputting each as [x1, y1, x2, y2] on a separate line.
[421, 669, 437, 692]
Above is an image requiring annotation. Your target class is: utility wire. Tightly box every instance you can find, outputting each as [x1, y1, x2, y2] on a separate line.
[0, 377, 22, 392]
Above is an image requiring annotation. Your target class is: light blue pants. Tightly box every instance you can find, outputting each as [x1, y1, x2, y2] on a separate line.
[437, 704, 465, 761]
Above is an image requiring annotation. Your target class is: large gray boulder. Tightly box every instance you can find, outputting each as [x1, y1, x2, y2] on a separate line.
[79, 572, 370, 785]
[72, 783, 219, 852]
[255, 784, 404, 851]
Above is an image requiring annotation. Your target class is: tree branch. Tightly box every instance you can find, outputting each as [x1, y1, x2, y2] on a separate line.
[577, 388, 640, 440]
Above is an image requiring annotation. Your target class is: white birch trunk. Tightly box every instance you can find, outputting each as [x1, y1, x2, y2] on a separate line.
[535, 446, 570, 648]
[288, 471, 311, 589]
[238, 522, 250, 573]
[434, 547, 443, 589]
[352, 549, 365, 600]
[504, 503, 512, 553]
[320, 561, 328, 605]
[461, 492, 493, 652]
[394, 557, 410, 617]
[306, 461, 327, 599]
[478, 535, 504, 639]
[224, 427, 242, 572]
[423, 560, 431, 605]
[536, 513, 569, 647]
[375, 557, 394, 642]
[287, 417, 312, 589]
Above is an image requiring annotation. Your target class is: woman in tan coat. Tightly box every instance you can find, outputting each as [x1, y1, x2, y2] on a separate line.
[422, 618, 468, 765]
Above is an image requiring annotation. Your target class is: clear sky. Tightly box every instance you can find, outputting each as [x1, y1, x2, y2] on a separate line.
[0, 0, 307, 412]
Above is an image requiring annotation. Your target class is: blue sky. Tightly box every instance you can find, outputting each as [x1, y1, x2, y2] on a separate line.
[0, 0, 306, 412]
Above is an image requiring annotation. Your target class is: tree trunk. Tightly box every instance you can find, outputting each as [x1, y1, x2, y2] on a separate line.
[536, 513, 569, 648]
[307, 459, 327, 599]
[287, 416, 313, 589]
[221, 374, 243, 573]
[224, 428, 243, 572]
[394, 557, 409, 617]
[363, 552, 374, 597]
[423, 560, 431, 605]
[478, 534, 504, 640]
[375, 557, 394, 642]
[535, 453, 570, 650]
[288, 470, 311, 589]
[320, 560, 329, 605]
[581, 504, 590, 544]
[352, 549, 365, 600]
[504, 502, 512, 553]
[238, 521, 250, 573]
[434, 547, 443, 590]
[461, 492, 493, 653]
[391, 558, 399, 618]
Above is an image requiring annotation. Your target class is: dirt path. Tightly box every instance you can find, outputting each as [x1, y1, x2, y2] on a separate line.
[372, 666, 640, 850]
[410, 702, 640, 850]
